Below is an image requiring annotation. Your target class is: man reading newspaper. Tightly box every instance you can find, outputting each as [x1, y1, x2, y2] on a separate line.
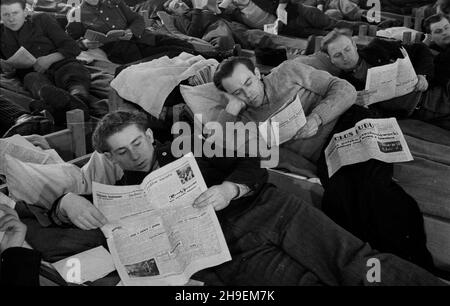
[45, 110, 445, 285]
[320, 29, 450, 129]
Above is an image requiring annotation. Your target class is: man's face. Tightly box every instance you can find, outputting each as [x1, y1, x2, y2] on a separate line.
[0, 3, 26, 32]
[327, 35, 360, 70]
[167, 0, 190, 15]
[430, 18, 450, 48]
[221, 63, 265, 108]
[105, 124, 155, 172]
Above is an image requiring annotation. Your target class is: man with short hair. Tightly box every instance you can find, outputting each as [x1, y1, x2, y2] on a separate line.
[212, 56, 356, 163]
[320, 29, 450, 129]
[66, 0, 196, 64]
[0, 0, 90, 126]
[423, 14, 450, 87]
[44, 109, 446, 285]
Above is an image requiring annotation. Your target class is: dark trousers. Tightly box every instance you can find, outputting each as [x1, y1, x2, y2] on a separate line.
[0, 94, 29, 135]
[203, 185, 444, 285]
[281, 3, 366, 37]
[412, 84, 450, 130]
[22, 60, 91, 99]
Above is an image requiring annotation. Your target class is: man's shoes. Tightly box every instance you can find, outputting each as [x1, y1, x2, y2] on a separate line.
[39, 85, 90, 126]
[2, 113, 53, 138]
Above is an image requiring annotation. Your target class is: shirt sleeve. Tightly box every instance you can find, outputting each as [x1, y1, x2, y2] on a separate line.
[289, 61, 357, 124]
[40, 13, 81, 58]
[118, 0, 145, 38]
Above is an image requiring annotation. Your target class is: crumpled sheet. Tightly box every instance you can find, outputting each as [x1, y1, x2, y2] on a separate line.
[110, 52, 219, 118]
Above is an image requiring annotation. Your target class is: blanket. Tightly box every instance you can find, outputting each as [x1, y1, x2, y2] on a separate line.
[110, 52, 219, 118]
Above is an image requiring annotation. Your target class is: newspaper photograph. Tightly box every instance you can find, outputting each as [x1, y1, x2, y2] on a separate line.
[259, 94, 307, 147]
[364, 48, 418, 105]
[92, 153, 231, 286]
[325, 118, 413, 177]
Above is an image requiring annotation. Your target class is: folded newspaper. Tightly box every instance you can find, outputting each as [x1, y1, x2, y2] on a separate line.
[92, 153, 231, 286]
[259, 94, 307, 147]
[363, 47, 418, 105]
[325, 118, 413, 177]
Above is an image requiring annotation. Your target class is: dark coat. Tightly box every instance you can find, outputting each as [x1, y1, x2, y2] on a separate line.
[317, 105, 435, 272]
[341, 38, 435, 91]
[0, 247, 41, 286]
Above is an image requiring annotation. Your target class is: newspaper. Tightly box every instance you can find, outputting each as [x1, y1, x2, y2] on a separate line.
[0, 135, 64, 175]
[5, 46, 36, 69]
[364, 48, 418, 105]
[259, 94, 307, 147]
[52, 246, 116, 284]
[84, 29, 126, 44]
[325, 118, 413, 177]
[92, 153, 231, 286]
[264, 20, 279, 35]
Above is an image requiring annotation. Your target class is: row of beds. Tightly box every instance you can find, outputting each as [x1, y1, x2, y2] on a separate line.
[0, 2, 449, 285]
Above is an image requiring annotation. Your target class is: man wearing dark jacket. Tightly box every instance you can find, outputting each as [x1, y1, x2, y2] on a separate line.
[45, 110, 445, 285]
[66, 0, 196, 64]
[321, 30, 449, 129]
[0, 0, 90, 126]
[163, 0, 236, 51]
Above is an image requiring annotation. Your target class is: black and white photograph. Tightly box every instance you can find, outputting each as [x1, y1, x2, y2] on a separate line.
[0, 0, 449, 293]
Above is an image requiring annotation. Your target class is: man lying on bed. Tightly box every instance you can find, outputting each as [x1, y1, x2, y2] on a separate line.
[46, 109, 445, 285]
[212, 56, 356, 164]
[320, 29, 450, 130]
[0, 0, 90, 127]
[66, 0, 197, 64]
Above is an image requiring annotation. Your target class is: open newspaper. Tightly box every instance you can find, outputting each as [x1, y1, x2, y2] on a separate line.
[92, 153, 231, 286]
[364, 47, 418, 105]
[84, 29, 126, 44]
[5, 46, 36, 69]
[0, 135, 64, 175]
[325, 118, 413, 177]
[259, 94, 307, 147]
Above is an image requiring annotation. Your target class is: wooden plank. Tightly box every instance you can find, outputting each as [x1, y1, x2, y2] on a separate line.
[44, 129, 73, 161]
[66, 109, 86, 158]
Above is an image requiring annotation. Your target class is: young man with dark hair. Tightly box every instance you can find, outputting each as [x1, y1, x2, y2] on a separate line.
[212, 56, 356, 163]
[45, 109, 446, 285]
[423, 14, 450, 87]
[0, 0, 90, 126]
[321, 29, 449, 129]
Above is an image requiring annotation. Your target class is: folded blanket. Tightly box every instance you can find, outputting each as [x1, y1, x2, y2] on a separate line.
[110, 52, 219, 117]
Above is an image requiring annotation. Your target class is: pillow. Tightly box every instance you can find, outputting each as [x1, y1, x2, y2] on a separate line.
[180, 82, 227, 127]
[4, 154, 86, 210]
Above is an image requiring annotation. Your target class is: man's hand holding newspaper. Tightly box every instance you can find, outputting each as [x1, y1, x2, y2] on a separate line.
[91, 154, 231, 286]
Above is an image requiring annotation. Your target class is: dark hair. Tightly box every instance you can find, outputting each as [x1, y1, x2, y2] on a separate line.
[0, 0, 26, 9]
[92, 110, 149, 153]
[320, 29, 353, 54]
[213, 56, 256, 90]
[423, 14, 448, 33]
